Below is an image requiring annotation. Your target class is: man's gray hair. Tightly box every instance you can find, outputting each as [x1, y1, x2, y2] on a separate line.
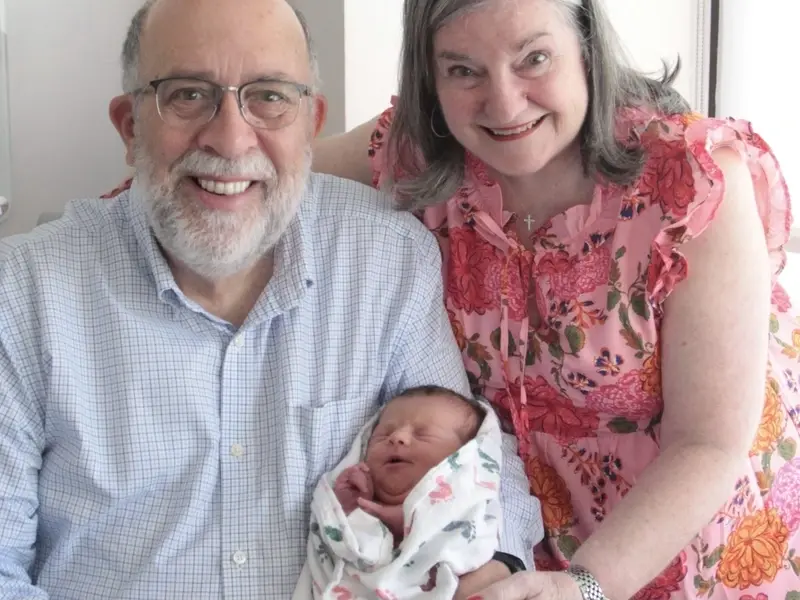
[121, 0, 321, 93]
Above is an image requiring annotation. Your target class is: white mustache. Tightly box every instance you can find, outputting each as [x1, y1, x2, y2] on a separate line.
[171, 150, 277, 181]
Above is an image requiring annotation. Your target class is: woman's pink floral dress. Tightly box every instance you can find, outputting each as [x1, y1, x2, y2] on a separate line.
[371, 103, 800, 599]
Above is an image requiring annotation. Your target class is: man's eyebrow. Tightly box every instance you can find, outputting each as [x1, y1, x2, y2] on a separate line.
[436, 32, 551, 62]
[155, 69, 303, 83]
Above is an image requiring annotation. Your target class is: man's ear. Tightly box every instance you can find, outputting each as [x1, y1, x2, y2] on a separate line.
[312, 93, 328, 138]
[109, 94, 137, 167]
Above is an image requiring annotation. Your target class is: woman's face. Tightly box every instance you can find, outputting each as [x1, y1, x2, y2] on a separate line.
[432, 0, 589, 178]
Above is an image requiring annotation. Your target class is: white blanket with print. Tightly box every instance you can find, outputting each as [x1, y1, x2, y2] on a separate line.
[291, 400, 503, 600]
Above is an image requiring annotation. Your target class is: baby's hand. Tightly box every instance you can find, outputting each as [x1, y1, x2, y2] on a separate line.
[357, 498, 405, 540]
[333, 463, 374, 514]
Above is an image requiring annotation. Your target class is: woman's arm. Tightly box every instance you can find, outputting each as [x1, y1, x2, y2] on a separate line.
[312, 117, 378, 186]
[567, 147, 770, 598]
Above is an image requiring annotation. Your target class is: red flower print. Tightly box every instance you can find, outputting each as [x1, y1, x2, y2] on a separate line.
[494, 376, 599, 443]
[538, 247, 611, 301]
[465, 152, 497, 188]
[447, 308, 468, 352]
[537, 251, 573, 277]
[585, 369, 662, 421]
[483, 252, 531, 321]
[447, 226, 500, 314]
[639, 139, 695, 218]
[647, 250, 688, 303]
[739, 595, 768, 600]
[772, 283, 792, 313]
[767, 457, 800, 535]
[631, 551, 687, 600]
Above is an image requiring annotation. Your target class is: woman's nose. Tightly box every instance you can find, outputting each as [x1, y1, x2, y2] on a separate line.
[482, 73, 530, 125]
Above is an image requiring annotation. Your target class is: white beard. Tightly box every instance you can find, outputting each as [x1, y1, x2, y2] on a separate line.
[132, 140, 311, 281]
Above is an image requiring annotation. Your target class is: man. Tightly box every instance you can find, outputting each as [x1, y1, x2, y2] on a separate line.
[0, 0, 542, 597]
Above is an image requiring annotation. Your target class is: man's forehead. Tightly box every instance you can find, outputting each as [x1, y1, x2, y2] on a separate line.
[139, 0, 310, 84]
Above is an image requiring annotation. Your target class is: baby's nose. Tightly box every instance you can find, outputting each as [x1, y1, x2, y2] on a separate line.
[389, 427, 412, 445]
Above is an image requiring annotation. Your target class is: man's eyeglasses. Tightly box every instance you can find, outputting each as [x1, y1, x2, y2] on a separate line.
[133, 76, 313, 130]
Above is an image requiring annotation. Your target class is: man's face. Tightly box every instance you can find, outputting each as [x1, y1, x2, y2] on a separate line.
[116, 0, 324, 280]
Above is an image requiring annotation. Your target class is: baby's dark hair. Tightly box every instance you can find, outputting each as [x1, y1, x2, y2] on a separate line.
[392, 385, 485, 442]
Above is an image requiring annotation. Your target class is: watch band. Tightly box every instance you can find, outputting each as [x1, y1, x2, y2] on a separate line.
[492, 551, 526, 574]
[565, 564, 609, 600]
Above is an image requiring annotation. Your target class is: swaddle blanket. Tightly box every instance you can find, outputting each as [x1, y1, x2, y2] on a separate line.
[291, 400, 503, 600]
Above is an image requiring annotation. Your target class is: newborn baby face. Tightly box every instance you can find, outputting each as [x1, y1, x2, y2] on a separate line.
[364, 392, 481, 505]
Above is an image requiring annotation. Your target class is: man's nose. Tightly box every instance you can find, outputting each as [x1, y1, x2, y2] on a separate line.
[194, 93, 260, 160]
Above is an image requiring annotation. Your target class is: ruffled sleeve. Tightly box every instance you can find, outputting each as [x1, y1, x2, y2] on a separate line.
[645, 114, 793, 306]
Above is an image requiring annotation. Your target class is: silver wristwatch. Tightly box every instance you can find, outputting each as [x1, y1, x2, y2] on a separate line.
[565, 565, 610, 600]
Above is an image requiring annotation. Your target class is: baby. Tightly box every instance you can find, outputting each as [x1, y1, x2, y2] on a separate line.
[333, 385, 484, 542]
[293, 385, 504, 599]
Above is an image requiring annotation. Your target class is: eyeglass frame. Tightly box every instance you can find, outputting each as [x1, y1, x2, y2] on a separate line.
[130, 75, 314, 130]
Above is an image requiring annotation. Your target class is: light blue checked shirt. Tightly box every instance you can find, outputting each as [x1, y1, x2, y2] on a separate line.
[0, 174, 542, 599]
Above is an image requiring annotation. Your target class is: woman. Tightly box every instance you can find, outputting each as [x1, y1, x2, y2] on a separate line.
[313, 0, 800, 599]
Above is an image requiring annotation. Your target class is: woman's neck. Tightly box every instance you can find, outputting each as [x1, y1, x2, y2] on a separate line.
[493, 144, 596, 223]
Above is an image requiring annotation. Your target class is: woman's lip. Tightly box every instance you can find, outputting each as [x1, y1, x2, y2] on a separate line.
[481, 115, 547, 142]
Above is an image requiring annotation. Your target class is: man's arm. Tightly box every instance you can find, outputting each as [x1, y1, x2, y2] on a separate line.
[387, 234, 542, 569]
[497, 432, 543, 570]
[0, 329, 48, 599]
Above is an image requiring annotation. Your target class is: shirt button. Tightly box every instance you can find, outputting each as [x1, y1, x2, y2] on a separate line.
[232, 550, 248, 566]
[233, 335, 244, 348]
[230, 443, 245, 458]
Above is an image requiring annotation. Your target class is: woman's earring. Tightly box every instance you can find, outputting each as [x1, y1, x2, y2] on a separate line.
[430, 107, 450, 139]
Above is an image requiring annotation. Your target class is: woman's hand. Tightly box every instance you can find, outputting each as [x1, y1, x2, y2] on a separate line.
[454, 560, 511, 600]
[466, 571, 582, 600]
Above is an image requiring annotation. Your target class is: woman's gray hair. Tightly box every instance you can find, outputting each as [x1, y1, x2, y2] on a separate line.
[120, 0, 321, 94]
[388, 0, 690, 209]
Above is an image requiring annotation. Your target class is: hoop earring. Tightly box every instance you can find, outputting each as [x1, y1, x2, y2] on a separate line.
[430, 107, 450, 139]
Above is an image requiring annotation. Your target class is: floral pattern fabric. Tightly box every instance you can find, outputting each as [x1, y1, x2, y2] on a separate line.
[370, 102, 800, 599]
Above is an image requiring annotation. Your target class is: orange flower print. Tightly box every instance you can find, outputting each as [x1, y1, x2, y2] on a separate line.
[640, 350, 661, 397]
[749, 378, 785, 455]
[717, 508, 789, 589]
[680, 112, 704, 127]
[782, 329, 800, 360]
[526, 457, 573, 530]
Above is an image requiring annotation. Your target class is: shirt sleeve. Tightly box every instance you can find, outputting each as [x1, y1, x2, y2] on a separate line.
[0, 330, 49, 599]
[384, 228, 472, 399]
[496, 431, 543, 570]
[0, 246, 49, 599]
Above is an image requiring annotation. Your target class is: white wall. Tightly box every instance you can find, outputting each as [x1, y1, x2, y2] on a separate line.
[0, 0, 141, 237]
[292, 0, 346, 136]
[716, 3, 799, 295]
[343, 0, 404, 130]
[604, 0, 708, 112]
[0, 0, 11, 211]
